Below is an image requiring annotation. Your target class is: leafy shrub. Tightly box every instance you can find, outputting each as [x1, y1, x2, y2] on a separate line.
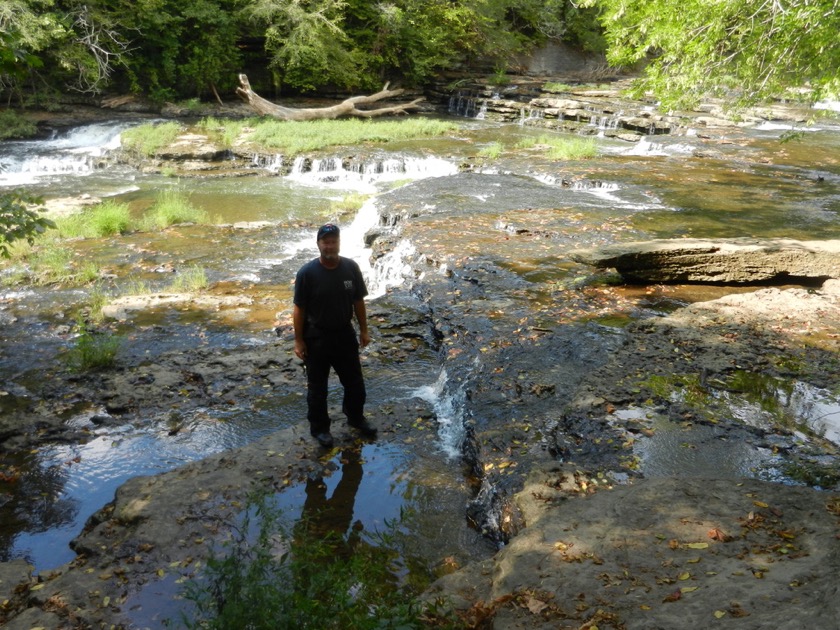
[0, 110, 38, 140]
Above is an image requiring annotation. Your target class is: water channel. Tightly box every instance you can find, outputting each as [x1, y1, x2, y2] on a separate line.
[1, 103, 840, 625]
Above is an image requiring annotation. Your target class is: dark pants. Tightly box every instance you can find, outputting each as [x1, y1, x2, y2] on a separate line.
[304, 328, 366, 435]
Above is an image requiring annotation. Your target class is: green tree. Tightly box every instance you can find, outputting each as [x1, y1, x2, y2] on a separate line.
[581, 0, 840, 109]
[0, 190, 55, 258]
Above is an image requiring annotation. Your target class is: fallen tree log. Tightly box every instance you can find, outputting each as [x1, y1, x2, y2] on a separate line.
[235, 74, 425, 120]
[570, 238, 840, 284]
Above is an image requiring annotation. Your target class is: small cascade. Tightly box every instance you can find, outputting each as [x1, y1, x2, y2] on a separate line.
[367, 238, 417, 299]
[448, 91, 479, 118]
[518, 107, 545, 126]
[475, 100, 488, 120]
[590, 112, 622, 136]
[0, 121, 134, 187]
[411, 367, 468, 458]
[281, 155, 458, 189]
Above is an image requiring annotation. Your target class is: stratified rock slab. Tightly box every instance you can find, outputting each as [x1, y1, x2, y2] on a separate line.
[570, 238, 840, 284]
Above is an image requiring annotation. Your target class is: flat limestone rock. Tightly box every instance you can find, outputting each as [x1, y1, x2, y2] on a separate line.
[570, 238, 840, 284]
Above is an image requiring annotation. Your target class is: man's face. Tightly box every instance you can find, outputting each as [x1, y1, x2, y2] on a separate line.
[318, 234, 340, 262]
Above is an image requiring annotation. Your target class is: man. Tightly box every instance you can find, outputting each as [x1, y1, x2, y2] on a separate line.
[293, 223, 377, 448]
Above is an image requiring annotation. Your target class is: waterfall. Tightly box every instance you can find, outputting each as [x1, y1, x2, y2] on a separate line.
[410, 367, 468, 458]
[281, 155, 458, 190]
[475, 101, 488, 120]
[0, 121, 135, 187]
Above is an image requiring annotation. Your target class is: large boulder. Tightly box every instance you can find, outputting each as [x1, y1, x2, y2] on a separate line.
[570, 238, 840, 284]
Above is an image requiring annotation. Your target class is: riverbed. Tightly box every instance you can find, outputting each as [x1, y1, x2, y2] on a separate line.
[1, 89, 839, 628]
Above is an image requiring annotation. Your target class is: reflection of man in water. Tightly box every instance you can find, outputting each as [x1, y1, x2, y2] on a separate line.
[300, 447, 364, 552]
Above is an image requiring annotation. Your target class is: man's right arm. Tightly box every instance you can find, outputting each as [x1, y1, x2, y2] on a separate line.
[293, 304, 307, 359]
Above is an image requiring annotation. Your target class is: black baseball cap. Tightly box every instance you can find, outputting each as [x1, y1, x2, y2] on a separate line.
[317, 223, 340, 240]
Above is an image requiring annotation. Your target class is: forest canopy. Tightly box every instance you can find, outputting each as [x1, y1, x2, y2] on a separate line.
[0, 0, 838, 108]
[0, 0, 600, 103]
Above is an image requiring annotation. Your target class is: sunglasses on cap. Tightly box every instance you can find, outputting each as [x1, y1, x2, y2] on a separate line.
[317, 224, 340, 240]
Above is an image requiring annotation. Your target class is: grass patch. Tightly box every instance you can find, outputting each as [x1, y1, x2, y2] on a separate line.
[477, 141, 504, 159]
[539, 135, 598, 160]
[18, 245, 99, 286]
[179, 491, 457, 629]
[169, 264, 208, 292]
[121, 121, 183, 156]
[65, 315, 121, 371]
[329, 193, 371, 218]
[55, 200, 132, 238]
[244, 118, 459, 155]
[140, 190, 210, 230]
[196, 116, 254, 148]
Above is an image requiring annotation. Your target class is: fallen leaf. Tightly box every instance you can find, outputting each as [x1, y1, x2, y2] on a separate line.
[678, 572, 691, 581]
[663, 590, 682, 603]
[714, 610, 727, 619]
[687, 542, 709, 549]
[526, 597, 548, 614]
[680, 586, 699, 593]
[754, 501, 769, 508]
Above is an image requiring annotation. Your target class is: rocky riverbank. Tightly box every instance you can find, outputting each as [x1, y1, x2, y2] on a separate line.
[2, 84, 840, 628]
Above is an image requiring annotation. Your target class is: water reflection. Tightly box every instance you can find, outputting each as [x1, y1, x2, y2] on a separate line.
[297, 447, 365, 555]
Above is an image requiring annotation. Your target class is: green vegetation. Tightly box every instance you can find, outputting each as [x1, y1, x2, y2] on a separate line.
[245, 118, 459, 155]
[541, 135, 598, 160]
[170, 264, 209, 292]
[580, 0, 840, 109]
[0, 191, 55, 258]
[55, 201, 132, 238]
[513, 135, 598, 160]
[477, 141, 504, 159]
[66, 316, 121, 371]
[121, 122, 183, 157]
[0, 110, 38, 140]
[329, 193, 370, 218]
[180, 492, 455, 629]
[140, 190, 210, 230]
[14, 245, 99, 287]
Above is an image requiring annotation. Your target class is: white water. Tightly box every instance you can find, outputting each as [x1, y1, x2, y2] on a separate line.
[0, 121, 136, 187]
[284, 155, 458, 192]
[410, 367, 468, 458]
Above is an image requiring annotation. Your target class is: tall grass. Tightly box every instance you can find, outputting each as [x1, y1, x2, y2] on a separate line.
[477, 141, 504, 159]
[544, 135, 598, 160]
[55, 201, 132, 238]
[66, 315, 121, 371]
[329, 193, 371, 217]
[121, 121, 183, 156]
[169, 264, 208, 292]
[140, 190, 210, 230]
[243, 118, 458, 155]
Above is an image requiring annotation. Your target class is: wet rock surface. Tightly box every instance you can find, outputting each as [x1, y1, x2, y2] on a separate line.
[2, 92, 840, 628]
[571, 238, 840, 284]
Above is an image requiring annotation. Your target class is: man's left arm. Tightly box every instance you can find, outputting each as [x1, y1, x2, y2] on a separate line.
[354, 299, 370, 348]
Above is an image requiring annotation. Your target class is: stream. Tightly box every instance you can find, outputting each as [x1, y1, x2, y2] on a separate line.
[2, 102, 840, 625]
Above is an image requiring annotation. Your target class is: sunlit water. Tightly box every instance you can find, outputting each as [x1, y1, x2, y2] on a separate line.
[2, 111, 840, 604]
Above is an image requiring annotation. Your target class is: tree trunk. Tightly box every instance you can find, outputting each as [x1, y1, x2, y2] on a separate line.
[235, 74, 425, 121]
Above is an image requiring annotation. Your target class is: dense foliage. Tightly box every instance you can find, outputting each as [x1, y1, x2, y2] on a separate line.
[581, 0, 840, 109]
[0, 0, 601, 102]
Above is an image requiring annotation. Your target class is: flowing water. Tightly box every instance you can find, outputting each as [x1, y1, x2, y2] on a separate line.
[2, 108, 840, 623]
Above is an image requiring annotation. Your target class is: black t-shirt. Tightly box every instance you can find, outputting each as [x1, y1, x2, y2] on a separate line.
[294, 257, 368, 335]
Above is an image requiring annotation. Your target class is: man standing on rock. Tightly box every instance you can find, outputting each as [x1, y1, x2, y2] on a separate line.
[293, 223, 377, 448]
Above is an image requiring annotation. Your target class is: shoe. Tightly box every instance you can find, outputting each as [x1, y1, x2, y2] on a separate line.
[348, 418, 377, 438]
[313, 432, 334, 448]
